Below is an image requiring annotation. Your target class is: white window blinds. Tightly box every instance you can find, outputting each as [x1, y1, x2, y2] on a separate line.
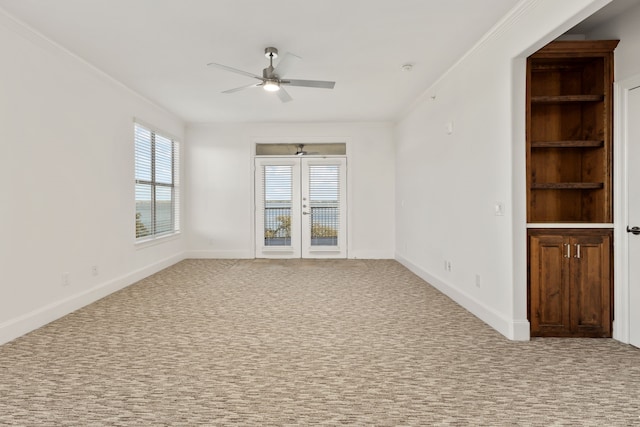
[261, 165, 293, 246]
[308, 165, 340, 246]
[134, 122, 180, 240]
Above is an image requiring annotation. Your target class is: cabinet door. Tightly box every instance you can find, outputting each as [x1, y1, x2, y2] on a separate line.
[529, 234, 571, 336]
[569, 233, 612, 337]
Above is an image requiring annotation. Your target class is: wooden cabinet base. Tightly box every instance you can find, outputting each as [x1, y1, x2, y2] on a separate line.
[528, 229, 612, 338]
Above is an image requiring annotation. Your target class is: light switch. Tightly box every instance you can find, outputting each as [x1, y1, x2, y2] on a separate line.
[494, 202, 504, 216]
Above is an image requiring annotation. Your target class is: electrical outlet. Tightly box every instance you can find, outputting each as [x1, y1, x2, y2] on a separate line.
[61, 272, 70, 287]
[475, 274, 481, 288]
[91, 265, 99, 276]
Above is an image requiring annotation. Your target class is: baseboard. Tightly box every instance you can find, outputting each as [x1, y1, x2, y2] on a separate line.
[349, 250, 394, 259]
[396, 254, 529, 341]
[186, 250, 253, 259]
[186, 250, 395, 260]
[510, 319, 531, 341]
[0, 252, 185, 346]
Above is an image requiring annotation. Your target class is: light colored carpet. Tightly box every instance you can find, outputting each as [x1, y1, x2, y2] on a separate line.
[0, 259, 639, 426]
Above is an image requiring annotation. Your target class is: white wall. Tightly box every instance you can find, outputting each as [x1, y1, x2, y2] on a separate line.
[186, 122, 395, 259]
[394, 0, 611, 340]
[587, 1, 640, 81]
[0, 12, 186, 345]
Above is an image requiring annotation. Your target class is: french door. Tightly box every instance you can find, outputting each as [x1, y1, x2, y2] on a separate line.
[255, 157, 347, 258]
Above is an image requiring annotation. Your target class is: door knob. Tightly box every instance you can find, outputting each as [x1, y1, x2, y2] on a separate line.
[628, 226, 640, 235]
[303, 211, 310, 215]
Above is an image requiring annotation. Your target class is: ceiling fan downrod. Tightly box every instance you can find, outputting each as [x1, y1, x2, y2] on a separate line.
[263, 47, 278, 77]
[262, 47, 279, 91]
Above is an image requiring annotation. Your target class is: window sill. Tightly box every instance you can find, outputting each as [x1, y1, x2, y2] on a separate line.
[135, 232, 181, 250]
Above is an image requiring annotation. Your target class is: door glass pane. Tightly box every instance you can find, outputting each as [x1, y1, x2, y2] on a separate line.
[308, 165, 339, 246]
[263, 165, 292, 246]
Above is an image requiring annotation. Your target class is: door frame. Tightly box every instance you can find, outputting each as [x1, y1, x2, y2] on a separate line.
[613, 74, 640, 343]
[251, 138, 351, 259]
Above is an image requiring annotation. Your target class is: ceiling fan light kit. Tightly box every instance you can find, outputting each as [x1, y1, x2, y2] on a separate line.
[208, 46, 336, 102]
[263, 80, 280, 92]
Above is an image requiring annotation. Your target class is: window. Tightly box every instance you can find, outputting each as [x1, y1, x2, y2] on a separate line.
[134, 122, 180, 240]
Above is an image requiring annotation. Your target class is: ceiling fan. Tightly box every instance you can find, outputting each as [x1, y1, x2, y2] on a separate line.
[207, 47, 336, 103]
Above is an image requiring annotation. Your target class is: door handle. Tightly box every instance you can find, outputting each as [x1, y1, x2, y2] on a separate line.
[563, 243, 570, 258]
[627, 226, 640, 235]
[302, 211, 310, 215]
[574, 243, 581, 259]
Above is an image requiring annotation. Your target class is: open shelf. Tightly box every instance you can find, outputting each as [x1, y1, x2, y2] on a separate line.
[531, 182, 604, 190]
[530, 140, 604, 148]
[531, 95, 604, 103]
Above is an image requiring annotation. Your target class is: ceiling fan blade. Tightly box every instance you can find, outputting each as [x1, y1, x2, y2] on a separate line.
[207, 62, 262, 80]
[222, 83, 262, 94]
[277, 87, 293, 103]
[282, 79, 335, 89]
[272, 52, 301, 78]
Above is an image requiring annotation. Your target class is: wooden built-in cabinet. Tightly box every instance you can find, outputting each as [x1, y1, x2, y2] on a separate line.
[528, 229, 612, 337]
[526, 40, 618, 338]
[527, 40, 618, 223]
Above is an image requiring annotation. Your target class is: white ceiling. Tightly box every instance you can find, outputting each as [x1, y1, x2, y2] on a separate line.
[0, 0, 523, 123]
[567, 0, 640, 34]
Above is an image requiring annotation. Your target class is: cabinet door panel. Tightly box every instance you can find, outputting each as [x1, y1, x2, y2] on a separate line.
[530, 234, 570, 335]
[570, 234, 611, 336]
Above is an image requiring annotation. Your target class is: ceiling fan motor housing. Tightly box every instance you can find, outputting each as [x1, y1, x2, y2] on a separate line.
[263, 67, 276, 79]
